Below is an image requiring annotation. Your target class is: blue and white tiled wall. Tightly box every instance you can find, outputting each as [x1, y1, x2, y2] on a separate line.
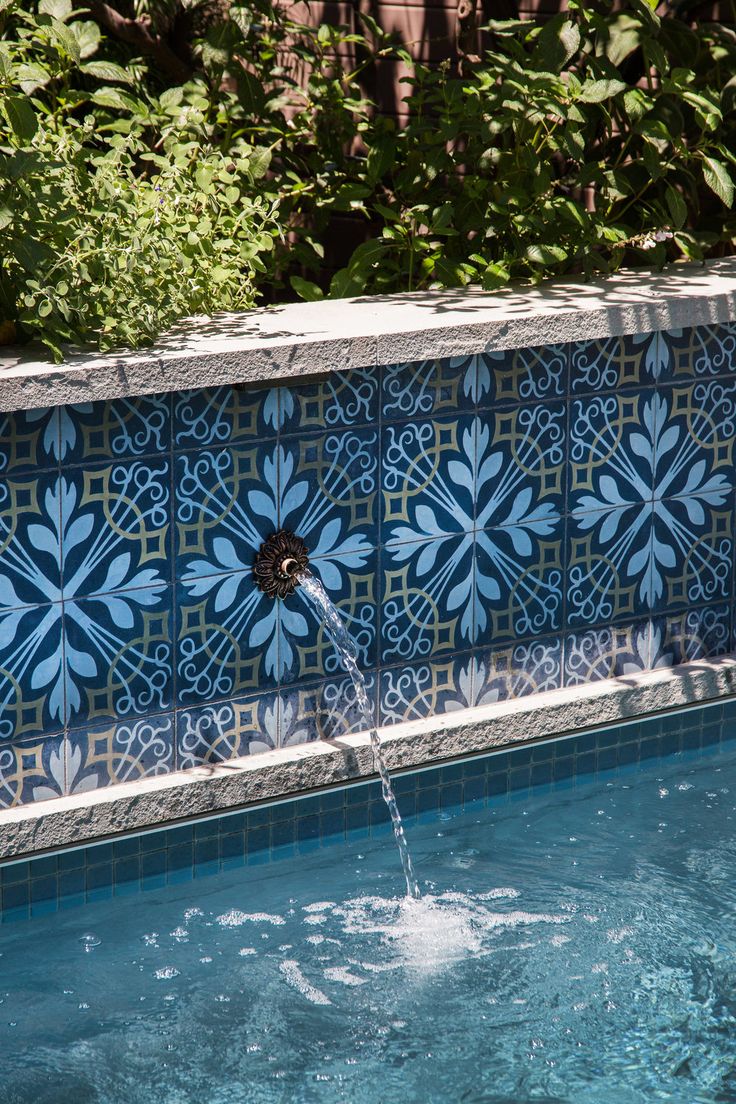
[1, 322, 736, 807]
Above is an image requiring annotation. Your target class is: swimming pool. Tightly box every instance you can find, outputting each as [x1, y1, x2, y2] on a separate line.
[3, 700, 736, 1103]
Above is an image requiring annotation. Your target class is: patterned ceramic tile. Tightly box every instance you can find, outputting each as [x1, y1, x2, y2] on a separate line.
[173, 384, 278, 449]
[382, 415, 476, 541]
[378, 654, 475, 725]
[177, 692, 279, 769]
[563, 620, 653, 686]
[650, 604, 732, 665]
[280, 428, 379, 552]
[657, 324, 736, 380]
[0, 407, 59, 476]
[650, 501, 732, 612]
[381, 533, 475, 663]
[287, 549, 378, 685]
[475, 521, 564, 644]
[63, 395, 171, 463]
[279, 672, 378, 745]
[655, 383, 736, 498]
[473, 636, 563, 703]
[282, 368, 379, 433]
[0, 734, 65, 808]
[64, 588, 173, 726]
[0, 474, 62, 609]
[569, 389, 657, 513]
[381, 357, 476, 421]
[62, 463, 170, 599]
[474, 403, 566, 528]
[478, 344, 568, 405]
[65, 715, 175, 793]
[567, 504, 654, 626]
[0, 604, 64, 739]
[570, 334, 654, 394]
[175, 443, 275, 575]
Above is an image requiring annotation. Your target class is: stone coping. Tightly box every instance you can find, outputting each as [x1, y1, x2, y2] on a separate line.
[1, 259, 736, 412]
[2, 654, 735, 862]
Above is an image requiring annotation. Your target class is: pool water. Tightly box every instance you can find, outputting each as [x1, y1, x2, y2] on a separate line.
[5, 717, 736, 1102]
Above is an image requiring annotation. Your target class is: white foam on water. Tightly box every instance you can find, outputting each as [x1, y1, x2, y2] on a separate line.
[238, 948, 256, 956]
[476, 888, 521, 900]
[323, 966, 367, 986]
[154, 967, 180, 980]
[304, 901, 336, 913]
[279, 961, 332, 1006]
[216, 910, 285, 928]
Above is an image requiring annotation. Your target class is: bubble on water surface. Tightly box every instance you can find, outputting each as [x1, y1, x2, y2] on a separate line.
[323, 966, 366, 986]
[154, 967, 180, 980]
[79, 933, 101, 951]
[238, 948, 256, 956]
[279, 961, 332, 1006]
[216, 910, 285, 927]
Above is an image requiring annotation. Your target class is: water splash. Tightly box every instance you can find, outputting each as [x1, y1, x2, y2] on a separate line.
[298, 570, 421, 899]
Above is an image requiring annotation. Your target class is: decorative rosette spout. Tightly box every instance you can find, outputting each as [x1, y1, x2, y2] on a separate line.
[253, 530, 310, 599]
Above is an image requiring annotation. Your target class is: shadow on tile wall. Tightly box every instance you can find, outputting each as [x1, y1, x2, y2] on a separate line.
[1, 322, 735, 805]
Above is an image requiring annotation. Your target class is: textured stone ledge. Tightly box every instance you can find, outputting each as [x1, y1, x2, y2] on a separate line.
[2, 655, 735, 861]
[2, 259, 736, 412]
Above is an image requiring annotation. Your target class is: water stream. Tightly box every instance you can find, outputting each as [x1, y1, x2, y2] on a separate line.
[298, 569, 421, 899]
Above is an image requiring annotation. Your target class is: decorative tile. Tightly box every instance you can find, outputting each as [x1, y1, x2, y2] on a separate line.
[650, 500, 732, 612]
[567, 504, 654, 625]
[62, 463, 170, 600]
[0, 734, 65, 808]
[0, 407, 58, 476]
[379, 655, 475, 725]
[176, 572, 278, 702]
[173, 384, 278, 449]
[655, 382, 736, 499]
[658, 324, 736, 380]
[64, 589, 173, 726]
[475, 403, 566, 528]
[569, 390, 657, 512]
[473, 636, 563, 702]
[570, 333, 654, 394]
[177, 692, 279, 769]
[0, 604, 64, 739]
[282, 368, 379, 433]
[63, 395, 171, 462]
[65, 716, 175, 793]
[175, 444, 275, 575]
[381, 533, 475, 663]
[650, 604, 732, 666]
[381, 357, 476, 421]
[478, 344, 568, 405]
[475, 522, 564, 644]
[280, 429, 379, 552]
[287, 549, 378, 684]
[279, 673, 378, 745]
[382, 415, 476, 541]
[0, 474, 62, 609]
[564, 621, 653, 686]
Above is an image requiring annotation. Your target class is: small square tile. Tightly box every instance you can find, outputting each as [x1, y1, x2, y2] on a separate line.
[64, 587, 173, 726]
[174, 384, 277, 448]
[475, 522, 564, 644]
[570, 334, 654, 394]
[478, 345, 568, 405]
[282, 368, 379, 432]
[64, 715, 175, 793]
[381, 533, 475, 662]
[564, 621, 652, 685]
[381, 357, 476, 421]
[63, 394, 171, 463]
[650, 604, 732, 666]
[382, 415, 476, 541]
[379, 655, 476, 725]
[176, 692, 279, 769]
[0, 407, 59, 476]
[0, 733, 66, 808]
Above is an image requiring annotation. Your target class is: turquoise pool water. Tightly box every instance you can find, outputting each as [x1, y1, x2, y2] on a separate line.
[3, 704, 736, 1102]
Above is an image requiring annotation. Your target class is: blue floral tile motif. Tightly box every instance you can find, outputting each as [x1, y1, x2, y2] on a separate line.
[650, 501, 732, 612]
[0, 474, 62, 610]
[379, 655, 475, 726]
[570, 334, 654, 394]
[473, 636, 562, 704]
[65, 715, 175, 793]
[64, 589, 172, 725]
[63, 394, 171, 463]
[382, 415, 476, 540]
[479, 344, 568, 405]
[173, 384, 278, 449]
[282, 368, 379, 433]
[62, 463, 170, 599]
[381, 357, 477, 421]
[0, 604, 64, 740]
[650, 605, 731, 666]
[569, 390, 656, 510]
[564, 621, 652, 686]
[475, 523, 564, 643]
[0, 734, 66, 808]
[381, 534, 474, 662]
[568, 503, 653, 625]
[657, 324, 736, 380]
[656, 382, 736, 497]
[475, 403, 566, 527]
[0, 407, 59, 476]
[280, 672, 378, 744]
[177, 692, 279, 769]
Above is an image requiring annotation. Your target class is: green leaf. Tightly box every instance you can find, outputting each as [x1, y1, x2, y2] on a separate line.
[702, 156, 735, 207]
[665, 183, 687, 228]
[578, 79, 627, 103]
[39, 0, 72, 19]
[290, 275, 324, 301]
[72, 20, 101, 59]
[2, 96, 38, 145]
[229, 6, 253, 36]
[534, 14, 580, 70]
[525, 243, 568, 264]
[16, 62, 52, 94]
[81, 60, 132, 84]
[606, 14, 643, 66]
